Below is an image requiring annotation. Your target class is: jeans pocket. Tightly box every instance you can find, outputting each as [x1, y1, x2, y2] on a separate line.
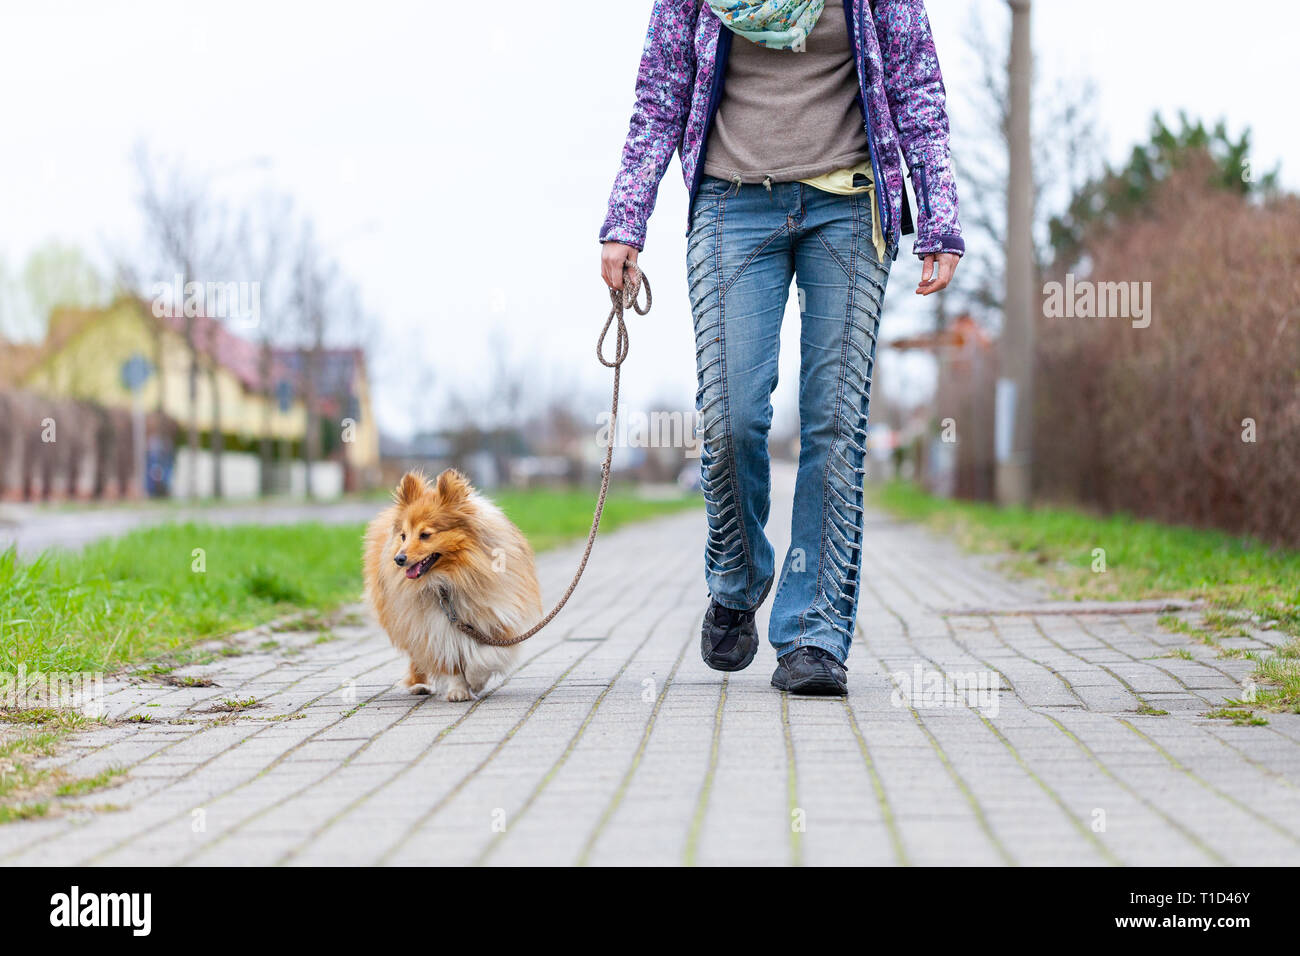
[697, 175, 740, 200]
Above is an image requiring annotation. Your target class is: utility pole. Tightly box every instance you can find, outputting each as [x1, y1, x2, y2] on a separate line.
[996, 0, 1035, 505]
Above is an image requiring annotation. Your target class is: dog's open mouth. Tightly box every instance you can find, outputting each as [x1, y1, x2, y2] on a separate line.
[405, 553, 440, 580]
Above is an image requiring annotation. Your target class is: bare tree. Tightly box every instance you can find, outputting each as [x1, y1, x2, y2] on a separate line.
[238, 192, 297, 495]
[133, 145, 238, 498]
[289, 225, 343, 499]
[951, 3, 1104, 326]
[439, 342, 613, 488]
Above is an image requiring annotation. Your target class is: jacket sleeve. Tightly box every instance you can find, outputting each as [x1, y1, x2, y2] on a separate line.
[599, 0, 699, 250]
[874, 0, 964, 258]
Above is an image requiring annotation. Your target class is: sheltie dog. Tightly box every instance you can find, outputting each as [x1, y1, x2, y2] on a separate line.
[363, 469, 541, 701]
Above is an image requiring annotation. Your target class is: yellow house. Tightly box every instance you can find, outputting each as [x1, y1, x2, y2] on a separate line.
[16, 297, 380, 491]
[20, 297, 307, 443]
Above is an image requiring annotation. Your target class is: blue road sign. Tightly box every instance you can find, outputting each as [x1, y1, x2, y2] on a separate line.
[121, 353, 154, 393]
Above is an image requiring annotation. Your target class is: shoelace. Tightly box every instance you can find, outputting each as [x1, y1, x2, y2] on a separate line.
[711, 602, 752, 628]
[792, 646, 842, 668]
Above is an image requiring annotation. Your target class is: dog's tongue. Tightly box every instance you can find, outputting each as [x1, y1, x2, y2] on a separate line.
[405, 565, 421, 579]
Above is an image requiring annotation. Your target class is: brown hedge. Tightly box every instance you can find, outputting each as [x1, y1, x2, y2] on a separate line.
[1034, 161, 1300, 546]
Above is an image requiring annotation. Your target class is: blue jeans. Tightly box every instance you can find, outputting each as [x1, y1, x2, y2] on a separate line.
[687, 175, 893, 663]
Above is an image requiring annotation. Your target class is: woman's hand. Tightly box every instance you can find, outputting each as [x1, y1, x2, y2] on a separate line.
[916, 252, 959, 295]
[601, 242, 640, 291]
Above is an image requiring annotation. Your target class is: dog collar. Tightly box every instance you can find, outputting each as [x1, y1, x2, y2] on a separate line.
[436, 585, 497, 645]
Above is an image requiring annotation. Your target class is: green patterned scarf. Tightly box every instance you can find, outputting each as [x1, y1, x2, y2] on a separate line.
[706, 1, 826, 51]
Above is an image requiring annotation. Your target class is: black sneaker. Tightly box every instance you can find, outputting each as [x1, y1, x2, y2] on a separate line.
[771, 646, 848, 696]
[700, 599, 759, 672]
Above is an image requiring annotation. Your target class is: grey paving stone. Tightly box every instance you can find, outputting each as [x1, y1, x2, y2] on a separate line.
[4, 464, 1298, 866]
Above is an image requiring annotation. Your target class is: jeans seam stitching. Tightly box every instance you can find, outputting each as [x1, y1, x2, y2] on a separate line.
[712, 194, 757, 599]
[797, 196, 861, 645]
[719, 224, 789, 300]
[815, 229, 853, 279]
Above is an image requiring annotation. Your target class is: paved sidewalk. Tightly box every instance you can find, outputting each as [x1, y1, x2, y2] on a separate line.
[3, 467, 1299, 866]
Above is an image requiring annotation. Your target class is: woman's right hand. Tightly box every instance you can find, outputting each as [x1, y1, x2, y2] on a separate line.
[601, 242, 640, 291]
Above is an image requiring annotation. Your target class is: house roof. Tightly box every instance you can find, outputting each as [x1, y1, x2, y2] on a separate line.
[154, 306, 299, 394]
[0, 340, 42, 387]
[271, 347, 365, 399]
[3, 304, 126, 386]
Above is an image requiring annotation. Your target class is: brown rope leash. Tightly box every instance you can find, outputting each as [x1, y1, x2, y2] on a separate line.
[438, 261, 651, 647]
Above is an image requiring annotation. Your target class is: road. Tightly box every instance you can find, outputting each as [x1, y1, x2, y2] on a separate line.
[0, 499, 379, 557]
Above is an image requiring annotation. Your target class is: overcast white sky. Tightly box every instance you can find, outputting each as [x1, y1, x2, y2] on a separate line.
[1, 0, 1295, 440]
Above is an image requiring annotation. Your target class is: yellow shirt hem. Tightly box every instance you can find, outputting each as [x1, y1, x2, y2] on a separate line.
[799, 161, 887, 263]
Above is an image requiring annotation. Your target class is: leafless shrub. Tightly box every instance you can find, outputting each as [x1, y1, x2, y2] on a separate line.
[1034, 159, 1300, 545]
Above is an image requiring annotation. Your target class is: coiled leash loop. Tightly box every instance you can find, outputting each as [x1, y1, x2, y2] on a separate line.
[438, 261, 651, 646]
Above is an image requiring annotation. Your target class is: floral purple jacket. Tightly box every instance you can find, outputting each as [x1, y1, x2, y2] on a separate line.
[600, 0, 964, 260]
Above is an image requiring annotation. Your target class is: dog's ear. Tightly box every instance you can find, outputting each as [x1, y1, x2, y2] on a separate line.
[434, 468, 471, 503]
[395, 471, 426, 505]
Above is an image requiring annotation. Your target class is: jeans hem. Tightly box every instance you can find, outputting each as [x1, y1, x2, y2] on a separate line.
[772, 635, 849, 665]
[709, 574, 773, 615]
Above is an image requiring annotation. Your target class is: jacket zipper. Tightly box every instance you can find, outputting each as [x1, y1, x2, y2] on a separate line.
[913, 164, 929, 220]
[685, 20, 733, 234]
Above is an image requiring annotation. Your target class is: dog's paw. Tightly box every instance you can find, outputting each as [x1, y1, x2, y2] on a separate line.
[442, 676, 473, 702]
[403, 662, 432, 695]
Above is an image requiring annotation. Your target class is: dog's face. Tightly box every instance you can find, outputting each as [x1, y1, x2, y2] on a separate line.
[388, 469, 476, 583]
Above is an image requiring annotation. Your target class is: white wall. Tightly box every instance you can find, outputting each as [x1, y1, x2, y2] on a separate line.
[283, 461, 344, 500]
[171, 451, 346, 500]
[172, 449, 261, 499]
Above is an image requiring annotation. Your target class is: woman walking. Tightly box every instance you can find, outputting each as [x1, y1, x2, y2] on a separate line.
[600, 0, 963, 695]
